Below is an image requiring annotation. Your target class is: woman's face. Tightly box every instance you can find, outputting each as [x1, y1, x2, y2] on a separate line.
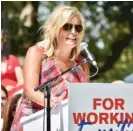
[56, 16, 83, 49]
[1, 89, 8, 117]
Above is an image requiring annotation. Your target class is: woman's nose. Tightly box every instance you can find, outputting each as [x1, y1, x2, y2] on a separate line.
[71, 26, 76, 34]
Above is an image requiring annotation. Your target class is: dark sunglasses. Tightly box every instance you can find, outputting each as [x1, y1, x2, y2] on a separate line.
[63, 23, 83, 33]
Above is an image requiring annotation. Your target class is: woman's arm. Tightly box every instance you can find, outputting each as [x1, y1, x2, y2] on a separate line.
[15, 66, 24, 86]
[23, 46, 65, 107]
[82, 63, 90, 82]
[23, 46, 45, 106]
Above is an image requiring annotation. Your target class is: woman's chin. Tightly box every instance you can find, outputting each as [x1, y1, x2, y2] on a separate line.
[66, 41, 77, 47]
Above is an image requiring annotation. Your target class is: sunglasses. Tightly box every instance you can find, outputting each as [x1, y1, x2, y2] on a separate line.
[63, 23, 83, 33]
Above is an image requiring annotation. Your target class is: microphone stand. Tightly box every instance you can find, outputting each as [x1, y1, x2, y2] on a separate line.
[34, 58, 87, 131]
[46, 83, 51, 131]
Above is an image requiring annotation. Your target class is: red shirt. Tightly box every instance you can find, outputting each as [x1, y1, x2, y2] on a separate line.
[1, 55, 23, 98]
[1, 55, 20, 86]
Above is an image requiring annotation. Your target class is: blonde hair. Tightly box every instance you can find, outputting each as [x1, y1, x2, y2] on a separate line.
[38, 5, 85, 61]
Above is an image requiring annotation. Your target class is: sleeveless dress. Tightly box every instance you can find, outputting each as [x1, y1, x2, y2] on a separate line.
[10, 53, 85, 131]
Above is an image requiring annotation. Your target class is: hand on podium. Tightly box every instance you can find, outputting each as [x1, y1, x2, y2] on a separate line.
[45, 91, 67, 109]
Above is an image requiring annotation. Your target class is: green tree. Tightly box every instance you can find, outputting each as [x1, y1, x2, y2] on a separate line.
[1, 1, 133, 82]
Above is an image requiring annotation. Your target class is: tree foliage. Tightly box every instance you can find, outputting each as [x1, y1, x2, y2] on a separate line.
[1, 1, 133, 82]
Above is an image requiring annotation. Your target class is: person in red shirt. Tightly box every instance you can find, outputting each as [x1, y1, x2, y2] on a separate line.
[1, 30, 24, 98]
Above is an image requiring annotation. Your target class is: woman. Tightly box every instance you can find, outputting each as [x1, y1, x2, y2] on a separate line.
[1, 86, 8, 130]
[2, 94, 22, 131]
[1, 85, 8, 118]
[11, 5, 90, 131]
[1, 31, 24, 99]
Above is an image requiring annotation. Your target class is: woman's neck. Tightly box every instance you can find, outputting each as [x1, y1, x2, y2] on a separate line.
[54, 48, 72, 62]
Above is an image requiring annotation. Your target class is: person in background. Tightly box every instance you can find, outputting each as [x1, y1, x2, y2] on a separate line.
[1, 86, 8, 118]
[2, 94, 22, 131]
[1, 86, 8, 130]
[1, 30, 24, 99]
[112, 80, 125, 83]
[11, 5, 90, 131]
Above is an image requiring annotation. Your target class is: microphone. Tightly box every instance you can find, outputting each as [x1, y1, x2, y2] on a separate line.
[80, 42, 98, 68]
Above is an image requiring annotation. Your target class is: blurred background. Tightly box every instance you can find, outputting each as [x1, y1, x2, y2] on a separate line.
[1, 1, 133, 83]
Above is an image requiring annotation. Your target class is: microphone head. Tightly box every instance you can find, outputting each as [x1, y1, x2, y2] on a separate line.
[80, 42, 88, 50]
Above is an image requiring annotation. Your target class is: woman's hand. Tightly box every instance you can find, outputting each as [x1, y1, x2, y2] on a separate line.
[45, 91, 67, 109]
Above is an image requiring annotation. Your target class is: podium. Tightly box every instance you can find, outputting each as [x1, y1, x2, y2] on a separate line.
[20, 99, 68, 131]
[21, 83, 133, 131]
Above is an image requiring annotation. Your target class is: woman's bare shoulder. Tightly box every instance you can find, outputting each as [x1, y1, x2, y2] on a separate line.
[28, 45, 43, 53]
[25, 45, 44, 62]
[27, 45, 43, 56]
